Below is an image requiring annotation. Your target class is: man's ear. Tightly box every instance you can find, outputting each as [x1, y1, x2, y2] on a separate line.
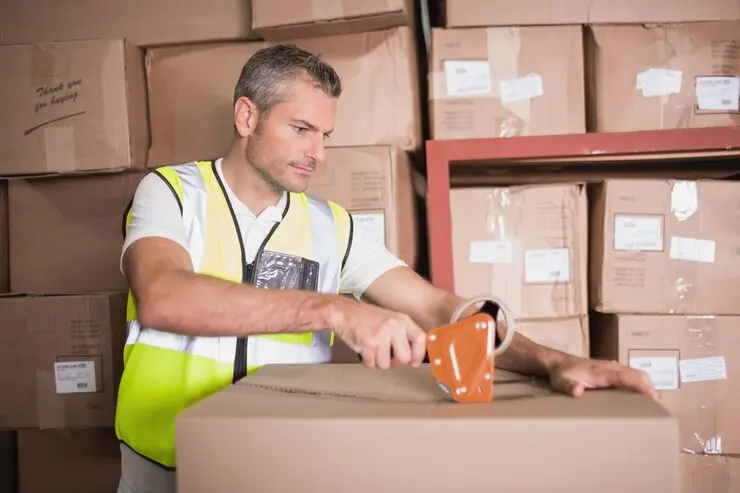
[234, 96, 259, 138]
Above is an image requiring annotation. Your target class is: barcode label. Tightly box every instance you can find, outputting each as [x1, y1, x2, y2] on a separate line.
[54, 361, 97, 394]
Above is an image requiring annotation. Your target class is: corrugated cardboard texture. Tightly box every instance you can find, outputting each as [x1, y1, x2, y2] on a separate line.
[146, 27, 421, 167]
[17, 428, 121, 493]
[590, 179, 740, 315]
[176, 363, 679, 493]
[9, 171, 146, 294]
[449, 183, 588, 320]
[252, 0, 414, 41]
[592, 313, 740, 455]
[444, 0, 740, 27]
[0, 293, 127, 429]
[0, 39, 149, 176]
[681, 453, 740, 493]
[429, 26, 585, 140]
[306, 146, 417, 269]
[587, 22, 740, 132]
[0, 181, 8, 293]
[0, 0, 256, 47]
[517, 316, 589, 358]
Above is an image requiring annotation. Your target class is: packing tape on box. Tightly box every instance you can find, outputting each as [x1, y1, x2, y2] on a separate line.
[311, 0, 343, 21]
[683, 316, 724, 455]
[30, 44, 78, 173]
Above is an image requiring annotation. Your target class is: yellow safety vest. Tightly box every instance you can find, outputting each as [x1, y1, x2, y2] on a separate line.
[115, 160, 353, 469]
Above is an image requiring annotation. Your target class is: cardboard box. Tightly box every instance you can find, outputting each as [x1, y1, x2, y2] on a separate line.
[590, 179, 740, 315]
[146, 27, 421, 167]
[429, 26, 585, 140]
[306, 146, 417, 269]
[0, 293, 127, 429]
[0, 0, 256, 47]
[9, 171, 146, 294]
[0, 181, 8, 293]
[0, 431, 17, 493]
[592, 313, 740, 455]
[444, 0, 740, 27]
[449, 183, 588, 320]
[682, 453, 740, 493]
[252, 0, 414, 41]
[587, 23, 740, 132]
[0, 39, 148, 176]
[518, 316, 589, 358]
[17, 428, 121, 493]
[176, 364, 679, 493]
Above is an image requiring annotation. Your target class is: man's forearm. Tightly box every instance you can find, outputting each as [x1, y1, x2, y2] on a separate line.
[433, 293, 574, 377]
[137, 270, 348, 338]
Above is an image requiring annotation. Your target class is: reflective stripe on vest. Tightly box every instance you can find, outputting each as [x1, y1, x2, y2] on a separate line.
[115, 160, 352, 469]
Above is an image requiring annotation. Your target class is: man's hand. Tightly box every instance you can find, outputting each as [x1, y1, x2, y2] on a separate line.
[548, 357, 657, 399]
[332, 300, 427, 370]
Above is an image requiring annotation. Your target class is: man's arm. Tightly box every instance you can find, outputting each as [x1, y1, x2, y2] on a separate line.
[361, 265, 578, 377]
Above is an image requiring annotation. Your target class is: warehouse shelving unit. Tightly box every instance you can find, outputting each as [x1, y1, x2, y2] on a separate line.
[425, 126, 740, 291]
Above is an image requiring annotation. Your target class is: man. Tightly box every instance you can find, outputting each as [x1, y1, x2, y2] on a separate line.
[116, 44, 655, 493]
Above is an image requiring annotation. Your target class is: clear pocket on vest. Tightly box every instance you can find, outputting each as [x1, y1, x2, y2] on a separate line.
[251, 250, 320, 292]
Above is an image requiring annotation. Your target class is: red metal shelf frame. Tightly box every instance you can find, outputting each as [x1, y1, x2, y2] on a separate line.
[425, 126, 740, 291]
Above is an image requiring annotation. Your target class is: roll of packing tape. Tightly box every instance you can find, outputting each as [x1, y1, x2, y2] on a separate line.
[449, 295, 516, 356]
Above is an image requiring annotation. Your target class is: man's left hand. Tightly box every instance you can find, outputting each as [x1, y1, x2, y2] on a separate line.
[549, 357, 657, 399]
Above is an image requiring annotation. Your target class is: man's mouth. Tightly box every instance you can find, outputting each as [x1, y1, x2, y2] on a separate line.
[290, 163, 315, 174]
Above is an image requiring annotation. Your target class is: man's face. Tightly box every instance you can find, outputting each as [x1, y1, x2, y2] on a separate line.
[245, 76, 337, 193]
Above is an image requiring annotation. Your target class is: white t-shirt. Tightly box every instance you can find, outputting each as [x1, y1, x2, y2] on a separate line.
[121, 159, 406, 298]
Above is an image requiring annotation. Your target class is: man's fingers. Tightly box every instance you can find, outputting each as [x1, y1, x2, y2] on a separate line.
[360, 347, 376, 369]
[374, 336, 392, 370]
[409, 332, 426, 367]
[390, 329, 412, 366]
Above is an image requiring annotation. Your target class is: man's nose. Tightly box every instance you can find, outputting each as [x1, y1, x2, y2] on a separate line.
[306, 134, 325, 163]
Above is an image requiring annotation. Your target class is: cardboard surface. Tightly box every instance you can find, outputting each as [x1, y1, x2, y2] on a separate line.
[593, 313, 740, 455]
[0, 182, 8, 293]
[588, 22, 740, 132]
[682, 453, 740, 493]
[252, 0, 414, 41]
[0, 293, 127, 429]
[146, 27, 421, 167]
[0, 39, 149, 176]
[444, 0, 740, 27]
[306, 146, 417, 269]
[176, 364, 679, 493]
[590, 179, 740, 315]
[429, 26, 586, 140]
[450, 183, 588, 320]
[17, 428, 121, 493]
[0, 0, 256, 47]
[517, 316, 589, 358]
[9, 171, 145, 294]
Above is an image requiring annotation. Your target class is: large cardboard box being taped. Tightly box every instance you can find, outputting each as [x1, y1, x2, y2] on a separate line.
[429, 26, 585, 140]
[593, 313, 740, 455]
[0, 293, 127, 429]
[449, 183, 588, 321]
[590, 179, 740, 315]
[444, 0, 740, 27]
[252, 0, 414, 41]
[587, 22, 740, 132]
[0, 0, 256, 47]
[176, 364, 679, 493]
[306, 146, 417, 270]
[9, 171, 146, 294]
[146, 27, 421, 167]
[0, 39, 148, 176]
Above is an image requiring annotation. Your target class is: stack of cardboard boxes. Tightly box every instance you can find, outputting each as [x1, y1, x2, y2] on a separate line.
[0, 1, 423, 491]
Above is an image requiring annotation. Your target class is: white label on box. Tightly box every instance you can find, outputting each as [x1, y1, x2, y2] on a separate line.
[670, 181, 699, 221]
[696, 76, 740, 111]
[613, 215, 663, 251]
[444, 60, 491, 97]
[669, 236, 716, 263]
[499, 73, 544, 104]
[524, 248, 571, 283]
[629, 357, 679, 390]
[54, 361, 97, 394]
[636, 68, 683, 97]
[679, 356, 727, 383]
[469, 241, 513, 264]
[352, 213, 386, 246]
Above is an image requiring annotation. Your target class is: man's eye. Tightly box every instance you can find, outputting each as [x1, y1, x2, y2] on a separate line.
[323, 133, 330, 140]
[292, 126, 308, 134]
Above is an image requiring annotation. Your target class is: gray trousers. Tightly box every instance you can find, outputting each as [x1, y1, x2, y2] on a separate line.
[117, 443, 177, 493]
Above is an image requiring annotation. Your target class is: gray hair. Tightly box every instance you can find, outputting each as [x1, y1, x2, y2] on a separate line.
[233, 44, 342, 114]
